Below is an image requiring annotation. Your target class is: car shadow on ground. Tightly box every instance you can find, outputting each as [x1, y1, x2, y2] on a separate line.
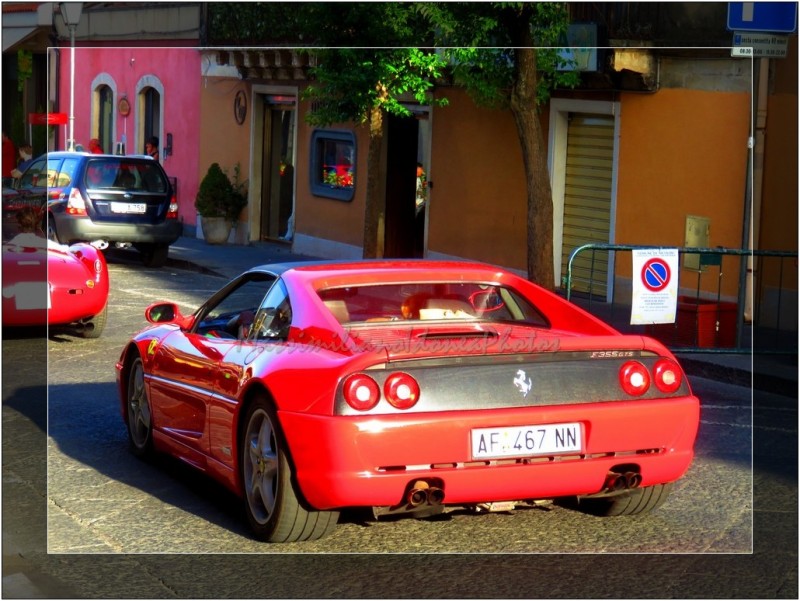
[43, 379, 410, 548]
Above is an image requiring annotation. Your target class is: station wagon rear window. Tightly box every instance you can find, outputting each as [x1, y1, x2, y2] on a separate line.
[317, 282, 549, 327]
[84, 158, 168, 193]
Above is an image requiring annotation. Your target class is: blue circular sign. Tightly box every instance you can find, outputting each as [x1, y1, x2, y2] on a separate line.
[642, 258, 671, 292]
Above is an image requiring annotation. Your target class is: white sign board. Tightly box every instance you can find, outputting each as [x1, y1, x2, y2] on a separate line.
[630, 248, 679, 325]
[731, 31, 790, 57]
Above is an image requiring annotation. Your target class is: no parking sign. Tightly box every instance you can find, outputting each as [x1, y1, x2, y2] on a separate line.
[630, 248, 679, 325]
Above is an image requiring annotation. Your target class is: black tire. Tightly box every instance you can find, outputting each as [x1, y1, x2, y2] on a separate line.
[126, 356, 154, 458]
[80, 303, 108, 338]
[46, 214, 61, 244]
[140, 244, 169, 267]
[577, 483, 674, 517]
[240, 395, 339, 542]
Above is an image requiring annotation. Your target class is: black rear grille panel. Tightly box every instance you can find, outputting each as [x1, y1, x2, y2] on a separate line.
[334, 352, 689, 415]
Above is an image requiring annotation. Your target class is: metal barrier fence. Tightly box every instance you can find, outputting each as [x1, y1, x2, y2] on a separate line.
[564, 244, 798, 354]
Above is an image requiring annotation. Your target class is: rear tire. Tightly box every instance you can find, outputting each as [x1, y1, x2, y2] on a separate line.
[577, 483, 674, 517]
[80, 303, 108, 338]
[140, 244, 169, 267]
[46, 215, 61, 243]
[240, 395, 339, 542]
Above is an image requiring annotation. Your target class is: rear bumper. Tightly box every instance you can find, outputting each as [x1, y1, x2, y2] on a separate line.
[279, 397, 700, 510]
[52, 214, 182, 245]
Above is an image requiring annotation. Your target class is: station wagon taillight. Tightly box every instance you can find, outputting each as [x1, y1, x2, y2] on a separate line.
[66, 188, 87, 216]
[166, 195, 179, 219]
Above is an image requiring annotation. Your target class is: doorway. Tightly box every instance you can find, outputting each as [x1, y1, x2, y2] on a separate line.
[549, 99, 619, 297]
[260, 99, 295, 241]
[384, 110, 430, 258]
[560, 113, 614, 298]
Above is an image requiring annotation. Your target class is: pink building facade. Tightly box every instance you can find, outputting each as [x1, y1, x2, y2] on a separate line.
[58, 45, 202, 234]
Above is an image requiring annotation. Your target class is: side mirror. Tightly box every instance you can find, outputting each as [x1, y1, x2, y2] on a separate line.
[145, 301, 181, 324]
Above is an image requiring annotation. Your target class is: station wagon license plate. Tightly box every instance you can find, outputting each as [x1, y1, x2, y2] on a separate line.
[110, 202, 146, 214]
[471, 422, 582, 459]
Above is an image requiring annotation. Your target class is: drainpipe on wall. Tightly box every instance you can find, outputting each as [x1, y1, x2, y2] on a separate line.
[741, 57, 768, 329]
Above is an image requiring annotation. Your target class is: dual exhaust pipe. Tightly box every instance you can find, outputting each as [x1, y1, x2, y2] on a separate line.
[407, 480, 445, 507]
[604, 470, 642, 492]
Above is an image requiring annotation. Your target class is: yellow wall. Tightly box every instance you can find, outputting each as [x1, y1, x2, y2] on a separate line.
[263, 75, 765, 304]
[293, 98, 369, 247]
[428, 87, 531, 270]
[198, 77, 252, 227]
[759, 36, 798, 293]
[614, 88, 750, 298]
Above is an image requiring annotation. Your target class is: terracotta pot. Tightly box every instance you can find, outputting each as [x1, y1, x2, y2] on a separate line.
[200, 216, 232, 245]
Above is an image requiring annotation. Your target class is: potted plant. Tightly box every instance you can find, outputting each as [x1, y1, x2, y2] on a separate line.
[195, 162, 248, 244]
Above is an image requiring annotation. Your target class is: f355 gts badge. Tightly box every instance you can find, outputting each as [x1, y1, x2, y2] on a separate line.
[513, 369, 532, 397]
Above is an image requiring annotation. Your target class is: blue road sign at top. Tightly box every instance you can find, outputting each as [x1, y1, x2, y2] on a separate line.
[727, 2, 798, 32]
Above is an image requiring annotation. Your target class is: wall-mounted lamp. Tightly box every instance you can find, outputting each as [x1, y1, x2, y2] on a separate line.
[165, 133, 173, 157]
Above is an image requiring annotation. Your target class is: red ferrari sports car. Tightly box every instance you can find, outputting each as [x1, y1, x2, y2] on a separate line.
[116, 260, 699, 542]
[2, 233, 109, 337]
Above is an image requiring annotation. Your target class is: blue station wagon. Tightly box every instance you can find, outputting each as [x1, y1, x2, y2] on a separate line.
[13, 152, 181, 267]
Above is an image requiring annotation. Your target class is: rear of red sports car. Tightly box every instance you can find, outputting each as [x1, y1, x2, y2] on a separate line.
[276, 264, 700, 518]
[117, 260, 699, 542]
[2, 236, 108, 335]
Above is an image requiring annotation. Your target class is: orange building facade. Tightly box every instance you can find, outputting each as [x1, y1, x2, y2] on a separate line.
[198, 44, 796, 330]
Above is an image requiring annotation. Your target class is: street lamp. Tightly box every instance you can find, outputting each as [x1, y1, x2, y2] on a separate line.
[60, 3, 83, 151]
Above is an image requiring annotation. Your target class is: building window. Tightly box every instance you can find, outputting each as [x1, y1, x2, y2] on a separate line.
[97, 85, 113, 154]
[310, 129, 356, 201]
[136, 75, 164, 157]
[141, 87, 160, 149]
[90, 73, 117, 154]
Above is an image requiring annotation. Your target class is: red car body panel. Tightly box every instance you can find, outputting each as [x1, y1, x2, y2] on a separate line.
[2, 235, 109, 327]
[116, 260, 700, 511]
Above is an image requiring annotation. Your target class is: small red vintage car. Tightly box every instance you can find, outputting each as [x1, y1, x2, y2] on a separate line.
[116, 260, 699, 542]
[2, 233, 109, 337]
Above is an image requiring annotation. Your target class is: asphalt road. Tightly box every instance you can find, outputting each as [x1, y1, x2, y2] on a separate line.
[2, 249, 797, 598]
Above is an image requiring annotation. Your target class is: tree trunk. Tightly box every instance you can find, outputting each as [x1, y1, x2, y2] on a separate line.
[509, 46, 556, 290]
[362, 105, 386, 258]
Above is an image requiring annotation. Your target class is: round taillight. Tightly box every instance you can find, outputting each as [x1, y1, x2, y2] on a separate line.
[653, 358, 682, 394]
[619, 360, 651, 396]
[383, 372, 420, 410]
[342, 374, 380, 411]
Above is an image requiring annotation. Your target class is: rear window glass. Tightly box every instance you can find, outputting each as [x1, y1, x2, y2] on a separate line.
[55, 157, 81, 188]
[84, 158, 167, 192]
[317, 282, 550, 327]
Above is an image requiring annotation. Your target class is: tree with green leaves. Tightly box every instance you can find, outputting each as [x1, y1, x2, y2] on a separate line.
[416, 2, 578, 288]
[303, 48, 447, 257]
[207, 3, 575, 283]
[208, 2, 448, 258]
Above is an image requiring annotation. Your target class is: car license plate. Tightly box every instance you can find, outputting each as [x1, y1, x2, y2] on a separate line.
[111, 202, 146, 214]
[471, 422, 582, 459]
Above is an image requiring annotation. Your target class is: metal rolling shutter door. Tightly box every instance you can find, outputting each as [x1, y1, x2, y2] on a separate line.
[561, 113, 614, 298]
